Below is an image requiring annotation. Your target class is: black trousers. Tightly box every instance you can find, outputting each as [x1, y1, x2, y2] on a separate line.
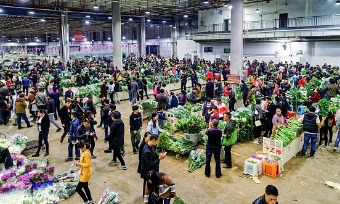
[113, 147, 125, 165]
[90, 136, 95, 156]
[76, 181, 92, 202]
[138, 90, 144, 101]
[242, 95, 248, 107]
[229, 101, 235, 112]
[319, 126, 329, 146]
[54, 103, 60, 119]
[109, 92, 114, 104]
[23, 86, 29, 96]
[224, 145, 233, 167]
[263, 120, 273, 138]
[181, 83, 186, 91]
[143, 88, 149, 99]
[37, 131, 49, 154]
[61, 125, 70, 139]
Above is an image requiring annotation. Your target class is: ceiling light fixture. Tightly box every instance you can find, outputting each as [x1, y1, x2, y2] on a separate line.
[228, 5, 233, 9]
[173, 26, 176, 29]
[147, 19, 151, 22]
[1, 35, 5, 38]
[0, 9, 3, 12]
[145, 11, 150, 15]
[336, 0, 340, 5]
[108, 16, 112, 19]
[72, 38, 75, 41]
[85, 20, 90, 24]
[128, 18, 133, 21]
[86, 15, 90, 18]
[108, 37, 111, 40]
[28, 11, 35, 14]
[183, 14, 188, 18]
[163, 20, 166, 23]
[255, 8, 260, 13]
[223, 4, 228, 7]
[36, 39, 40, 42]
[203, 1, 209, 4]
[122, 36, 126, 40]
[93, 4, 99, 9]
[40, 19, 46, 22]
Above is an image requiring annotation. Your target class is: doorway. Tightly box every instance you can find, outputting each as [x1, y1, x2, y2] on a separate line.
[279, 13, 288, 28]
[224, 19, 229, 31]
[146, 45, 159, 55]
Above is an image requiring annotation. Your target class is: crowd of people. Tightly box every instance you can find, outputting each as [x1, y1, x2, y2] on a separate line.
[0, 55, 340, 203]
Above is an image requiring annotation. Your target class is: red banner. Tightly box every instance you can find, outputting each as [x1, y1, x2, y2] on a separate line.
[74, 32, 84, 42]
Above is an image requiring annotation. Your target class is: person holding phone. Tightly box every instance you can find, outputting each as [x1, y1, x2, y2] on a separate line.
[141, 134, 166, 196]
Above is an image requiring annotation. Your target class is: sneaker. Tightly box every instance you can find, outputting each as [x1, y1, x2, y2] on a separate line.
[223, 165, 232, 169]
[119, 165, 127, 170]
[109, 160, 118, 165]
[97, 125, 102, 128]
[65, 157, 73, 162]
[27, 125, 33, 128]
[133, 147, 137, 154]
[87, 201, 94, 204]
[60, 138, 64, 143]
[91, 155, 97, 159]
[56, 128, 62, 132]
[75, 157, 80, 160]
[310, 156, 315, 159]
[333, 148, 337, 152]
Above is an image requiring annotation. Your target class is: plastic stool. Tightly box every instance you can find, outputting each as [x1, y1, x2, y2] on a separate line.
[297, 105, 307, 115]
[286, 111, 297, 119]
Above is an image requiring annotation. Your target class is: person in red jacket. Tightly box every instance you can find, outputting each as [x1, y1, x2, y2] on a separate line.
[310, 89, 321, 104]
[298, 76, 307, 88]
[206, 70, 213, 81]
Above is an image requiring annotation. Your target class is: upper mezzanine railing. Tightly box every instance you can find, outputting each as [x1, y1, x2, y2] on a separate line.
[192, 14, 340, 34]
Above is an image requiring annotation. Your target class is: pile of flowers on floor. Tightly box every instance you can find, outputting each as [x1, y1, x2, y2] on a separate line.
[0, 134, 79, 203]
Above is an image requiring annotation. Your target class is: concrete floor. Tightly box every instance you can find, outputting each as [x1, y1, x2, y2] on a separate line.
[1, 99, 340, 204]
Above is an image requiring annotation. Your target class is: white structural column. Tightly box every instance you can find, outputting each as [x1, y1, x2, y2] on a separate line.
[230, 0, 244, 74]
[60, 12, 70, 63]
[305, 0, 313, 17]
[139, 17, 146, 57]
[112, 1, 122, 69]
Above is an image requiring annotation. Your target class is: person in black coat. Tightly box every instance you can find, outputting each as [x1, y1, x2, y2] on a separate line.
[137, 131, 152, 177]
[76, 118, 91, 142]
[205, 78, 215, 99]
[105, 112, 126, 169]
[32, 110, 50, 157]
[141, 76, 149, 99]
[59, 99, 72, 143]
[141, 134, 166, 196]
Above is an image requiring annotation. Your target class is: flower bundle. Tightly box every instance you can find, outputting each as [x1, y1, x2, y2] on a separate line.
[251, 151, 268, 161]
[0, 138, 10, 152]
[10, 134, 28, 146]
[1, 169, 16, 182]
[97, 188, 119, 204]
[263, 157, 278, 164]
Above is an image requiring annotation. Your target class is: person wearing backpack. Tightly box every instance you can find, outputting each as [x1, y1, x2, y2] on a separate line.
[169, 92, 179, 109]
[222, 112, 237, 168]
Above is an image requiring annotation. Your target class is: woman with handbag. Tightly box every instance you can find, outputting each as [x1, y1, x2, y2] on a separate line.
[32, 110, 50, 157]
[144, 171, 176, 204]
[222, 112, 237, 169]
[75, 140, 93, 204]
[253, 99, 264, 144]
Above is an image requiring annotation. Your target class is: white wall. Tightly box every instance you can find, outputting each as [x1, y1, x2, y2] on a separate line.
[200, 0, 340, 26]
[177, 40, 340, 66]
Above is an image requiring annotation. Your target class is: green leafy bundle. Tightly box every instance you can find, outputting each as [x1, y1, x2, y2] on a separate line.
[287, 88, 308, 111]
[317, 99, 331, 117]
[167, 106, 191, 119]
[173, 197, 187, 204]
[232, 108, 254, 142]
[141, 101, 157, 110]
[188, 149, 206, 173]
[158, 131, 196, 154]
[273, 118, 302, 146]
[175, 115, 206, 134]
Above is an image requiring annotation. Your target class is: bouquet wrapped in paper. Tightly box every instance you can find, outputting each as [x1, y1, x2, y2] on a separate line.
[0, 138, 10, 152]
[8, 134, 28, 154]
[97, 188, 119, 204]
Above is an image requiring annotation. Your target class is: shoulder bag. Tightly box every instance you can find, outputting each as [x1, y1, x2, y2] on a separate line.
[222, 129, 238, 146]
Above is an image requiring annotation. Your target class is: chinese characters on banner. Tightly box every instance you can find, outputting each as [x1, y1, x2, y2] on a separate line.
[73, 32, 84, 42]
